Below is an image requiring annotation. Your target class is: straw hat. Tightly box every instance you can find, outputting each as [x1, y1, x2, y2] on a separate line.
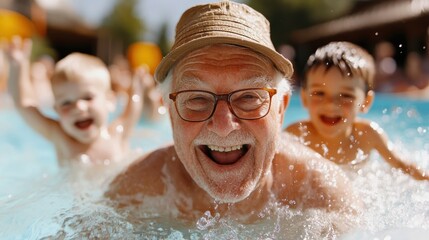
[154, 0, 294, 83]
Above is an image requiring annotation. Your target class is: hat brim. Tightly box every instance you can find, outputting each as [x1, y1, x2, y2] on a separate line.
[154, 36, 294, 83]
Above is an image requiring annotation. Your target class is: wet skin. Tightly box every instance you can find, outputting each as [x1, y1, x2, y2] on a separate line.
[106, 45, 360, 222]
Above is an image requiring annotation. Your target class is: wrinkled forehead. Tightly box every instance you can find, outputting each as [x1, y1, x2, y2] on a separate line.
[172, 44, 276, 90]
[174, 75, 272, 91]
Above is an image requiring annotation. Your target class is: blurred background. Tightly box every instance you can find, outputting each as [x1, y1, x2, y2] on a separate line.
[1, 0, 429, 97]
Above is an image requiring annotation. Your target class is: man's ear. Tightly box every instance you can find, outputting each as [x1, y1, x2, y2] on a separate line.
[360, 90, 374, 113]
[278, 93, 290, 125]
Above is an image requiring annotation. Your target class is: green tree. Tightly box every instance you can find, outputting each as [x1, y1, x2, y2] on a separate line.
[247, 0, 356, 46]
[31, 35, 57, 61]
[101, 0, 145, 51]
[156, 22, 170, 56]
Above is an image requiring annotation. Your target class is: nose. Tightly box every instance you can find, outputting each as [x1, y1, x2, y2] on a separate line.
[75, 99, 89, 112]
[324, 95, 342, 108]
[206, 100, 240, 137]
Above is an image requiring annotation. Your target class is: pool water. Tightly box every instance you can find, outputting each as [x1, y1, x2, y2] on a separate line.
[0, 93, 428, 239]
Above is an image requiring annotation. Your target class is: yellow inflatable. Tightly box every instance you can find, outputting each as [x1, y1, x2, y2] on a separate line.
[127, 42, 162, 75]
[0, 9, 36, 40]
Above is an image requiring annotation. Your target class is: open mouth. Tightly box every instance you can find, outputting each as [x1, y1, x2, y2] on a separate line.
[320, 115, 342, 125]
[74, 118, 94, 130]
[199, 144, 249, 165]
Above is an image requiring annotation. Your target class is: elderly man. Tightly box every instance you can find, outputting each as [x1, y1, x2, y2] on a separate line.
[106, 1, 360, 223]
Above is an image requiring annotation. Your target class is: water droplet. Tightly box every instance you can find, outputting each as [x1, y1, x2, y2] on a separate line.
[80, 154, 90, 164]
[116, 125, 124, 133]
[417, 127, 427, 134]
[132, 94, 141, 102]
[158, 106, 167, 115]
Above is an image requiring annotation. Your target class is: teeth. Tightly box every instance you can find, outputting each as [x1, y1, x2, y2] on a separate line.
[208, 145, 243, 152]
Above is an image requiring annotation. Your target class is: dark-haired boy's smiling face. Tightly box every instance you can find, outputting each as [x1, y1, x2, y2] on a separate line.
[302, 65, 368, 139]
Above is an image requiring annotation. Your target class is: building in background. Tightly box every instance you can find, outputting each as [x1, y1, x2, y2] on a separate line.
[291, 0, 429, 93]
[1, 0, 102, 61]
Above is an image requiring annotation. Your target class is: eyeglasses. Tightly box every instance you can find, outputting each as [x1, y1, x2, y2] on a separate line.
[169, 88, 277, 122]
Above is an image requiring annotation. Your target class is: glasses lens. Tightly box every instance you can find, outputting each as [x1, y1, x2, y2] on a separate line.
[230, 89, 272, 119]
[175, 91, 215, 121]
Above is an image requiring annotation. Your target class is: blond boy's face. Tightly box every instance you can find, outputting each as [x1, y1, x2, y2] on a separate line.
[301, 66, 372, 139]
[52, 75, 114, 143]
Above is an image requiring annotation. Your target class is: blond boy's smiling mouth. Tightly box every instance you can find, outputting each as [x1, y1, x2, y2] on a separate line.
[74, 118, 94, 129]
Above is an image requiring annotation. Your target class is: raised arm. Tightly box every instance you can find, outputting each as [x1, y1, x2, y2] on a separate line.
[7, 38, 36, 107]
[110, 66, 144, 141]
[6, 37, 59, 141]
[370, 122, 429, 181]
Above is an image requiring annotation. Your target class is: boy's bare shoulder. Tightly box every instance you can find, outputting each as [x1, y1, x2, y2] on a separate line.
[284, 120, 312, 135]
[354, 118, 385, 136]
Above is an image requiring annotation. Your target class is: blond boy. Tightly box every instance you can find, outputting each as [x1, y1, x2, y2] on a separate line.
[286, 41, 428, 181]
[6, 37, 143, 166]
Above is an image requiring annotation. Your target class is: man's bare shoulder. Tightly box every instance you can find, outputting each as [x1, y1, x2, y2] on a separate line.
[105, 145, 176, 199]
[273, 133, 356, 210]
[279, 132, 352, 174]
[273, 132, 328, 180]
[276, 132, 322, 161]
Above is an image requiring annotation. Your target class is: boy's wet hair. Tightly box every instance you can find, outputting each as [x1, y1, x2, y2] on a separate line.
[304, 41, 375, 93]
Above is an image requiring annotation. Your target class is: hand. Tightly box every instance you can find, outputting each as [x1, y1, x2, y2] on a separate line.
[4, 36, 35, 105]
[131, 66, 149, 98]
[5, 36, 32, 68]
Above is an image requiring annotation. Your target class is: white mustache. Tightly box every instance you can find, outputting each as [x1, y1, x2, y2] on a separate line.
[193, 131, 255, 147]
